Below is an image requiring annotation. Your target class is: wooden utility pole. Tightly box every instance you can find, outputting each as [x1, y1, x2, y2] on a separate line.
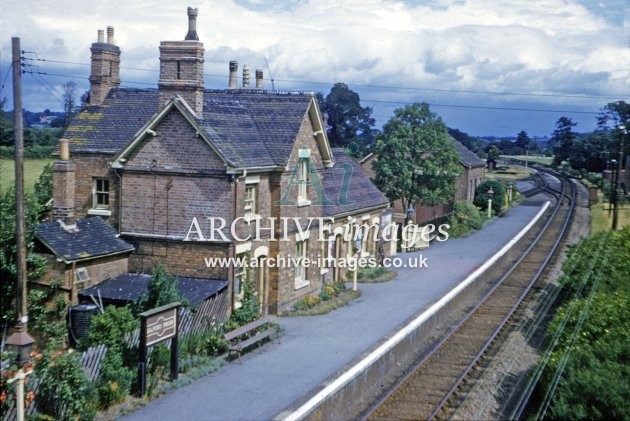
[12, 37, 28, 326]
[612, 126, 626, 230]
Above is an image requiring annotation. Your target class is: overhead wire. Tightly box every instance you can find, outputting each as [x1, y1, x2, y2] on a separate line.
[30, 55, 628, 101]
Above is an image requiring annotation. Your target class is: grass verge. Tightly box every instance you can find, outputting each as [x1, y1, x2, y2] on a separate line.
[590, 202, 630, 234]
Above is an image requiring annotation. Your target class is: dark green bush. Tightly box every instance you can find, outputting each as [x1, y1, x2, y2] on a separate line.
[474, 180, 506, 214]
[85, 305, 138, 352]
[36, 350, 97, 420]
[448, 200, 483, 237]
[96, 352, 135, 408]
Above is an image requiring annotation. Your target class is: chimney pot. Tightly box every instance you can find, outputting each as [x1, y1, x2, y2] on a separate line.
[185, 7, 199, 40]
[59, 139, 70, 161]
[255, 69, 263, 89]
[228, 61, 238, 89]
[106, 26, 114, 44]
[97, 29, 104, 43]
[242, 65, 250, 89]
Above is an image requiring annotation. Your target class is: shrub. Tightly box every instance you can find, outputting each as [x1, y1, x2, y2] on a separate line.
[474, 180, 506, 214]
[294, 295, 320, 311]
[448, 200, 483, 237]
[85, 305, 138, 352]
[356, 266, 387, 280]
[332, 280, 346, 295]
[319, 284, 336, 301]
[231, 276, 260, 326]
[96, 351, 135, 408]
[36, 350, 97, 420]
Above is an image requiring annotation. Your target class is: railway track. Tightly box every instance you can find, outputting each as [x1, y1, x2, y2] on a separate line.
[365, 170, 576, 421]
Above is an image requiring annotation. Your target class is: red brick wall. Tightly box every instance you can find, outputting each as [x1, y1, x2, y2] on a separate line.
[126, 238, 229, 280]
[71, 153, 119, 224]
[35, 253, 130, 304]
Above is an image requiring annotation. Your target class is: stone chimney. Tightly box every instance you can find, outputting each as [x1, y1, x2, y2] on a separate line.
[185, 7, 199, 41]
[52, 139, 76, 224]
[255, 69, 263, 89]
[106, 26, 114, 43]
[89, 26, 121, 105]
[242, 65, 250, 88]
[158, 7, 205, 115]
[228, 61, 238, 89]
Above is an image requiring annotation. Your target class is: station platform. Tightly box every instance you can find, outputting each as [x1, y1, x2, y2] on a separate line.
[123, 202, 547, 421]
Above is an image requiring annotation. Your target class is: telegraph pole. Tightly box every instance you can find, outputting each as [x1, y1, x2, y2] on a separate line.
[612, 125, 627, 230]
[12, 36, 28, 327]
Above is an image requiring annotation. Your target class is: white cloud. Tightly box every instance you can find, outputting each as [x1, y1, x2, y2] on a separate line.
[0, 0, 627, 135]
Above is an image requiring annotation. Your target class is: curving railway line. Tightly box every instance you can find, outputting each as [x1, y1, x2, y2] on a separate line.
[365, 169, 576, 421]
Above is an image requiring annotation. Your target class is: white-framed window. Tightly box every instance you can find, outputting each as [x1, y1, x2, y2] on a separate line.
[234, 252, 248, 309]
[298, 157, 309, 200]
[75, 268, 90, 283]
[244, 184, 256, 215]
[294, 239, 309, 289]
[93, 178, 110, 209]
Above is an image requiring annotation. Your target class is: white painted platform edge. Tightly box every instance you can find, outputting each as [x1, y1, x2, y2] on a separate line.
[281, 201, 551, 421]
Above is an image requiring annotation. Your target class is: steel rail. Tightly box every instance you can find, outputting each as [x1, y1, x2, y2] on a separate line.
[428, 171, 575, 420]
[365, 169, 576, 421]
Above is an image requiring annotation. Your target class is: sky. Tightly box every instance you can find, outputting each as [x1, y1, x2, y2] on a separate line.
[0, 0, 628, 137]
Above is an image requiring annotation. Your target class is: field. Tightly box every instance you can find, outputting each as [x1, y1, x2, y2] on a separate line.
[590, 201, 630, 233]
[0, 158, 54, 191]
[485, 164, 535, 180]
[500, 154, 553, 166]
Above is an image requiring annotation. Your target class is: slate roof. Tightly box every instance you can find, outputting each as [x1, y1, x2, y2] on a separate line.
[323, 149, 390, 217]
[65, 88, 314, 167]
[448, 135, 485, 167]
[65, 89, 159, 154]
[36, 217, 134, 263]
[79, 273, 228, 306]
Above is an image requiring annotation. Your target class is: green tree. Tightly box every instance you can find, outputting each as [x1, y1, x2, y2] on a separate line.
[487, 145, 501, 161]
[0, 187, 47, 324]
[0, 98, 13, 146]
[33, 163, 53, 209]
[61, 81, 77, 130]
[372, 102, 461, 215]
[534, 228, 630, 420]
[318, 83, 375, 152]
[473, 180, 505, 214]
[138, 264, 182, 311]
[551, 117, 577, 166]
[515, 130, 530, 154]
[597, 100, 630, 130]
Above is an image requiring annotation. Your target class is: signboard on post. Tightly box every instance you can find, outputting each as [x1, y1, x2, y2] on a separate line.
[138, 302, 181, 397]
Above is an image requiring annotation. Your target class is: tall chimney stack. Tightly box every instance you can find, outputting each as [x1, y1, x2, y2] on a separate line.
[242, 65, 250, 89]
[89, 27, 120, 105]
[52, 139, 76, 224]
[158, 8, 205, 115]
[185, 7, 199, 41]
[255, 69, 263, 89]
[228, 61, 238, 89]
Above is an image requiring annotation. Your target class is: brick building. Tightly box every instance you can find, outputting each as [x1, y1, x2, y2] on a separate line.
[360, 135, 485, 225]
[45, 8, 389, 314]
